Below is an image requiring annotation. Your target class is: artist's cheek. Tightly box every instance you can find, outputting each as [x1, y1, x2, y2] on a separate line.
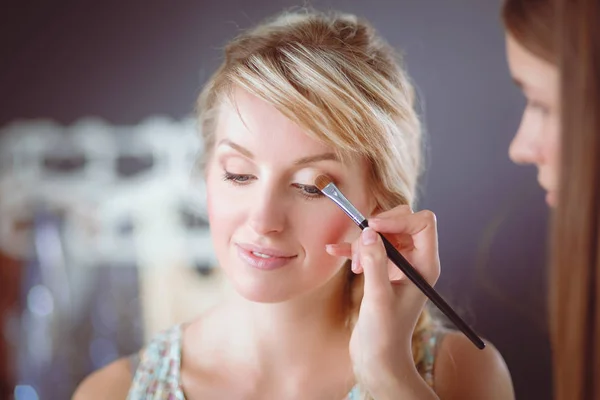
[546, 118, 561, 184]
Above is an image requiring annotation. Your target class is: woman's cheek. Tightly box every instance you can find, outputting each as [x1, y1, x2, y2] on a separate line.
[206, 174, 238, 237]
[205, 173, 220, 224]
[308, 209, 357, 249]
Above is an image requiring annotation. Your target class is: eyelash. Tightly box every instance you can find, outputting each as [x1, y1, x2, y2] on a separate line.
[222, 171, 324, 200]
[527, 100, 550, 115]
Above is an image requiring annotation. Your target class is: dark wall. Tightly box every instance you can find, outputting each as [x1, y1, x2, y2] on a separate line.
[1, 1, 551, 398]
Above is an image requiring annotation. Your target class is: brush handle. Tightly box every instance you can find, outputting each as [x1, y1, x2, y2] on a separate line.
[358, 220, 485, 350]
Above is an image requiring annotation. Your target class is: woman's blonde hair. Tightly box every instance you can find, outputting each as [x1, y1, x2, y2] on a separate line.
[196, 9, 437, 396]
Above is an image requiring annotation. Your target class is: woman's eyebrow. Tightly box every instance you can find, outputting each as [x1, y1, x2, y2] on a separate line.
[293, 153, 340, 165]
[218, 139, 253, 159]
[218, 139, 340, 165]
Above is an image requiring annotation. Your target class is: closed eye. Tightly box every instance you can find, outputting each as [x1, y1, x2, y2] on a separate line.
[223, 171, 324, 200]
[527, 100, 550, 115]
[222, 171, 255, 184]
[292, 184, 323, 200]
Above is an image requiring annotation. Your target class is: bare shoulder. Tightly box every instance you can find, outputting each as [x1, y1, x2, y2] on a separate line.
[72, 357, 133, 400]
[433, 331, 515, 400]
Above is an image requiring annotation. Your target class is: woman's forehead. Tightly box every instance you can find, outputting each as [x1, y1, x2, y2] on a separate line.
[215, 89, 365, 163]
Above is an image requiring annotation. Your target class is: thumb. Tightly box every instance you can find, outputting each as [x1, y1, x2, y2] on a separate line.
[359, 227, 392, 300]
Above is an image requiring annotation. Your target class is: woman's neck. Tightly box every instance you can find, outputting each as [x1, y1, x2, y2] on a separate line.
[188, 267, 353, 384]
[232, 268, 349, 364]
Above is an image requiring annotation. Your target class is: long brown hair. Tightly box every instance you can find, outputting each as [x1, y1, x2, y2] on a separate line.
[552, 0, 600, 398]
[501, 0, 556, 63]
[502, 0, 600, 399]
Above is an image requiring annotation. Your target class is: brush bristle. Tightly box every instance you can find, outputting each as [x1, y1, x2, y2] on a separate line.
[314, 175, 333, 191]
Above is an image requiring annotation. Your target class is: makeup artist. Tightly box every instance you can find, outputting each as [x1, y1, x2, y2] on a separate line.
[501, 0, 599, 399]
[74, 9, 514, 400]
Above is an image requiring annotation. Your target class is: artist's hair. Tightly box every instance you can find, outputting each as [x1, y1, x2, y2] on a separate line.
[196, 9, 436, 397]
[501, 0, 556, 63]
[553, 0, 600, 398]
[502, 1, 600, 398]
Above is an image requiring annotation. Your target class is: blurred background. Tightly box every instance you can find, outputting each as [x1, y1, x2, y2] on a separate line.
[0, 0, 550, 399]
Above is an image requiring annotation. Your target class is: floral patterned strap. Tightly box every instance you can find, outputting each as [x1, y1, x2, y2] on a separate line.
[127, 325, 184, 400]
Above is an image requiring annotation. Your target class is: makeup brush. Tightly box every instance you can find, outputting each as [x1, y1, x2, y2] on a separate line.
[315, 175, 485, 350]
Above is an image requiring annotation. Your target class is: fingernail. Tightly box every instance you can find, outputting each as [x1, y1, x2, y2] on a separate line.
[351, 254, 357, 271]
[362, 227, 377, 245]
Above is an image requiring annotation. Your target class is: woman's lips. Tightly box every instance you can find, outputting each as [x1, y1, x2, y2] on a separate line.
[235, 243, 297, 271]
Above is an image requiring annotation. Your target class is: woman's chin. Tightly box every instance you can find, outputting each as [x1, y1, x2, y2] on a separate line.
[230, 279, 297, 303]
[545, 190, 557, 207]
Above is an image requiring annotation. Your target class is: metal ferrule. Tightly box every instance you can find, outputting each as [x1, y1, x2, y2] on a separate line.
[320, 182, 365, 226]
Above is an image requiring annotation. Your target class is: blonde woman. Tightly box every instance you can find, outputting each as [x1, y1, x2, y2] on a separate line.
[75, 10, 513, 399]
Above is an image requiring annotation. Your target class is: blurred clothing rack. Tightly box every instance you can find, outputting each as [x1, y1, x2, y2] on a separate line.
[0, 116, 220, 399]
